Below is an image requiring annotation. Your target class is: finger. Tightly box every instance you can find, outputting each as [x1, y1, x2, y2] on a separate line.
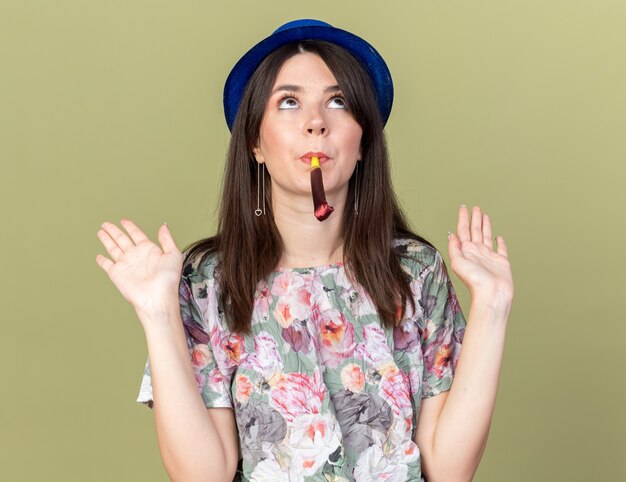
[95, 253, 114, 273]
[457, 204, 471, 243]
[100, 221, 135, 252]
[470, 205, 483, 243]
[120, 218, 150, 245]
[157, 223, 180, 254]
[448, 230, 463, 261]
[496, 235, 509, 258]
[482, 213, 493, 250]
[97, 228, 125, 262]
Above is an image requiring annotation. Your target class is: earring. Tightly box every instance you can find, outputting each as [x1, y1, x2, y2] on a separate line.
[255, 162, 266, 216]
[354, 160, 360, 214]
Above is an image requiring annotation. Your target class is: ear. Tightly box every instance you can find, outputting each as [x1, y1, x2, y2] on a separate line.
[252, 145, 265, 164]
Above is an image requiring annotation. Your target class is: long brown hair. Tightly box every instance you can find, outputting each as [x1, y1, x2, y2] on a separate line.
[183, 40, 437, 335]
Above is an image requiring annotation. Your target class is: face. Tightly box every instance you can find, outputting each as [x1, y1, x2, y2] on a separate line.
[252, 52, 363, 206]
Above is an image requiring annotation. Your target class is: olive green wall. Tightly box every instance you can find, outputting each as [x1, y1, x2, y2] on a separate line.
[1, 0, 624, 480]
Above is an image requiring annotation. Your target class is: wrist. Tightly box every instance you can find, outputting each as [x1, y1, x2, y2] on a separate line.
[470, 289, 512, 317]
[135, 297, 181, 328]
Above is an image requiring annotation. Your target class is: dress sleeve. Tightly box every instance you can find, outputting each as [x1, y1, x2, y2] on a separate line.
[419, 249, 467, 399]
[136, 250, 234, 410]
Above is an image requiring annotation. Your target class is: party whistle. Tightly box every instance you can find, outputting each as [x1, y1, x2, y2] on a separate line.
[310, 156, 334, 221]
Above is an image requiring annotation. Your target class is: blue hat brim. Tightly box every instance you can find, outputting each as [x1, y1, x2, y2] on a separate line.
[223, 21, 393, 132]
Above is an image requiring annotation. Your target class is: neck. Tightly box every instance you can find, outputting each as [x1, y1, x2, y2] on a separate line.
[271, 185, 348, 269]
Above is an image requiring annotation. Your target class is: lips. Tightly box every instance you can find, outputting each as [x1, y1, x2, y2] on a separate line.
[300, 151, 330, 163]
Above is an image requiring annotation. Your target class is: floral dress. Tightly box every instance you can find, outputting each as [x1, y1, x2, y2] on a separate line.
[136, 238, 467, 481]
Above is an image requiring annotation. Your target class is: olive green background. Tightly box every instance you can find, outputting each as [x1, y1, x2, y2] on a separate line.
[1, 0, 624, 480]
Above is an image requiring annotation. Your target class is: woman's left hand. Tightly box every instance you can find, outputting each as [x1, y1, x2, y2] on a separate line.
[448, 205, 514, 305]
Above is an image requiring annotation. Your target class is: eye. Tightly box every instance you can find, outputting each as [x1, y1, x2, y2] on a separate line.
[328, 95, 347, 109]
[277, 93, 299, 110]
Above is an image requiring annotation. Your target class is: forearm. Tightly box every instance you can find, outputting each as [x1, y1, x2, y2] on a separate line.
[141, 307, 231, 482]
[430, 294, 511, 482]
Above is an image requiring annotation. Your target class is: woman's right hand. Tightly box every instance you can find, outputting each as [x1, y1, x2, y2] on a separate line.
[95, 219, 184, 322]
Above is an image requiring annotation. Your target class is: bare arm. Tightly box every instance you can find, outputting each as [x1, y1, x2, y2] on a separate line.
[415, 205, 514, 482]
[141, 304, 239, 482]
[95, 220, 239, 480]
[416, 296, 509, 482]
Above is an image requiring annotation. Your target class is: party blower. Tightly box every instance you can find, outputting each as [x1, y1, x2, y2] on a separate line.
[310, 156, 334, 221]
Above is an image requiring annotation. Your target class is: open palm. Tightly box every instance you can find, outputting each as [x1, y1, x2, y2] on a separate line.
[95, 219, 183, 317]
[448, 205, 514, 302]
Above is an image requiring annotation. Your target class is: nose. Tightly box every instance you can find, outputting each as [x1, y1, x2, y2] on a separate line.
[305, 107, 328, 135]
[307, 126, 326, 134]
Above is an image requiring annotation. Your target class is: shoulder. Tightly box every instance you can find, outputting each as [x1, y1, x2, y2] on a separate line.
[181, 247, 221, 285]
[393, 237, 441, 277]
[178, 248, 225, 317]
[179, 248, 230, 337]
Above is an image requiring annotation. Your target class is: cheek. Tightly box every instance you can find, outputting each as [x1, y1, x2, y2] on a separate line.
[260, 124, 292, 155]
[344, 126, 363, 154]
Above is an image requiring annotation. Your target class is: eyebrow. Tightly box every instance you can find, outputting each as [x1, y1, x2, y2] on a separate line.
[271, 84, 342, 95]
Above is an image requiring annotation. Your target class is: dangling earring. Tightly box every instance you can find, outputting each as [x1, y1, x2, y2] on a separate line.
[354, 160, 361, 214]
[255, 162, 266, 216]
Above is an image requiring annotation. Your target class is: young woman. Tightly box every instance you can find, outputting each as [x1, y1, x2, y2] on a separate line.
[96, 19, 514, 482]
